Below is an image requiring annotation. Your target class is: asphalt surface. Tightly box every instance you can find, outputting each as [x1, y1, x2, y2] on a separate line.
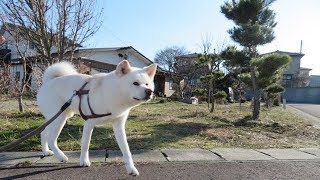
[287, 103, 320, 128]
[1, 160, 320, 180]
[288, 104, 320, 118]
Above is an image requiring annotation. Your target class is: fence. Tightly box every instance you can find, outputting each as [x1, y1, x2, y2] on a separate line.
[282, 87, 320, 104]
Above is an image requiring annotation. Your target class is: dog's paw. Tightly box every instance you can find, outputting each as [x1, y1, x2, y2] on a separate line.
[80, 157, 91, 167]
[127, 166, 139, 176]
[43, 150, 54, 156]
[56, 153, 69, 163]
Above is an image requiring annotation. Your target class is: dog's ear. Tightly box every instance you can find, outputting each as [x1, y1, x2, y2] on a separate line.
[116, 60, 132, 77]
[144, 64, 157, 79]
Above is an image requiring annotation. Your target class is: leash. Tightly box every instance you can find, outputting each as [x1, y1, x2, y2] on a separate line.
[0, 81, 111, 152]
[0, 93, 75, 152]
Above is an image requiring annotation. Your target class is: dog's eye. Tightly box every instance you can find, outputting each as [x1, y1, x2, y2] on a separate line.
[133, 82, 139, 86]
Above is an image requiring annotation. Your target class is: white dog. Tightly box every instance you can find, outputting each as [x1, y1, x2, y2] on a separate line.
[37, 60, 157, 176]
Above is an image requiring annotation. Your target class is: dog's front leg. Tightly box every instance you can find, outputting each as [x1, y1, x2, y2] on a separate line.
[113, 116, 139, 176]
[80, 121, 95, 167]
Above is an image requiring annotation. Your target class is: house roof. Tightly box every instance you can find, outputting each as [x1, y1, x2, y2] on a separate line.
[76, 49, 171, 75]
[175, 53, 199, 59]
[0, 23, 82, 47]
[263, 50, 305, 57]
[300, 67, 312, 71]
[75, 46, 169, 73]
[76, 46, 163, 69]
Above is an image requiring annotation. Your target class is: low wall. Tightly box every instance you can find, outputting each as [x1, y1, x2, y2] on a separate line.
[282, 87, 320, 104]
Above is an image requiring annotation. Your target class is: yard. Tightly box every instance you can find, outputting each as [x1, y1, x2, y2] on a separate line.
[1, 98, 320, 151]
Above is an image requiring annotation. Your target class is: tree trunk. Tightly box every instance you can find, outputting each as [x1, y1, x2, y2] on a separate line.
[210, 80, 215, 113]
[266, 94, 271, 109]
[210, 96, 215, 113]
[18, 95, 24, 112]
[209, 80, 214, 112]
[250, 67, 260, 120]
[18, 59, 27, 112]
[239, 90, 242, 111]
[207, 85, 210, 110]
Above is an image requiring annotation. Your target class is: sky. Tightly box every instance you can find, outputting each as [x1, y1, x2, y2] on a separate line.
[84, 0, 320, 75]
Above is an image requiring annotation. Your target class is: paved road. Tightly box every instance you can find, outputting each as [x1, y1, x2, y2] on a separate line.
[287, 103, 320, 128]
[1, 161, 320, 180]
[288, 104, 320, 118]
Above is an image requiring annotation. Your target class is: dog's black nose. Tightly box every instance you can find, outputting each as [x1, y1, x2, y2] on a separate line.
[145, 89, 153, 97]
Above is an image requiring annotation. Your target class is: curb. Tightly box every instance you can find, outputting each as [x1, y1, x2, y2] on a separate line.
[1, 148, 320, 167]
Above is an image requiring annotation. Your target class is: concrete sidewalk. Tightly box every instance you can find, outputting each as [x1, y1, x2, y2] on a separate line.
[1, 148, 320, 167]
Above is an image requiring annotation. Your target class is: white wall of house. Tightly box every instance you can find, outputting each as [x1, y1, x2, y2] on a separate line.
[2, 31, 38, 60]
[76, 48, 150, 69]
[10, 64, 24, 82]
[164, 76, 175, 97]
[283, 55, 301, 75]
[8, 64, 40, 91]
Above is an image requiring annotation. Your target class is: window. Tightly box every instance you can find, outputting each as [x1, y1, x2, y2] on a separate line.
[94, 68, 110, 73]
[190, 79, 197, 86]
[283, 74, 292, 80]
[169, 79, 173, 90]
[15, 71, 20, 81]
[29, 41, 35, 50]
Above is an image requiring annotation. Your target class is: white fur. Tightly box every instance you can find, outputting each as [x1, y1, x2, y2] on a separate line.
[37, 60, 157, 176]
[42, 62, 78, 83]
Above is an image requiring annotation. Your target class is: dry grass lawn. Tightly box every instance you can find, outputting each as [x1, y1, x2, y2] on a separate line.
[0, 99, 319, 151]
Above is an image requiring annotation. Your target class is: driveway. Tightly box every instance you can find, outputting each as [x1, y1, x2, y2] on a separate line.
[288, 103, 320, 128]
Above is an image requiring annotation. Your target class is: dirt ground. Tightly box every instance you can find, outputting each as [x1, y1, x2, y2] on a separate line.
[0, 99, 38, 112]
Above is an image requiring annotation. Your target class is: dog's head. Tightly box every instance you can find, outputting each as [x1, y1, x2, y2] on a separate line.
[115, 60, 157, 105]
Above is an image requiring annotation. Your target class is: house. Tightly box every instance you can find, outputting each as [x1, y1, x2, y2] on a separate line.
[0, 24, 174, 97]
[174, 53, 213, 97]
[72, 47, 175, 97]
[175, 53, 200, 84]
[264, 50, 311, 87]
[309, 75, 320, 87]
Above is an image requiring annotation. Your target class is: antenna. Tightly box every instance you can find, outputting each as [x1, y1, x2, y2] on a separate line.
[300, 40, 303, 54]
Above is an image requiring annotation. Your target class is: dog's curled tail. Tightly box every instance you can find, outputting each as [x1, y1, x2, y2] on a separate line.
[43, 61, 78, 83]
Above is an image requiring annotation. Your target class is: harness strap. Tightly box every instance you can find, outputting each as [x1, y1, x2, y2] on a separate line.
[75, 82, 112, 120]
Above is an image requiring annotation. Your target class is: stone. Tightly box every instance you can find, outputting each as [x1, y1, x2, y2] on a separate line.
[256, 149, 318, 160]
[161, 149, 221, 162]
[211, 148, 275, 161]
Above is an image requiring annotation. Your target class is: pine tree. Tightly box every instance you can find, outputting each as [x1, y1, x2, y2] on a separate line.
[221, 0, 277, 119]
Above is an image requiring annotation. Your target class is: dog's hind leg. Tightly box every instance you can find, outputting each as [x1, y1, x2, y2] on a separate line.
[80, 120, 95, 167]
[47, 113, 69, 163]
[41, 128, 54, 156]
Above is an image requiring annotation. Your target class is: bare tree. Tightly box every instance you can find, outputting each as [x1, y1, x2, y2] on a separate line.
[0, 0, 102, 65]
[154, 46, 189, 73]
[0, 62, 11, 94]
[0, 35, 5, 45]
[0, 0, 102, 112]
[197, 36, 227, 112]
[154, 46, 192, 98]
[0, 24, 37, 111]
[292, 73, 310, 87]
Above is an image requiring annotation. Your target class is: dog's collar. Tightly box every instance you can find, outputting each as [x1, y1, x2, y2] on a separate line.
[75, 82, 112, 120]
